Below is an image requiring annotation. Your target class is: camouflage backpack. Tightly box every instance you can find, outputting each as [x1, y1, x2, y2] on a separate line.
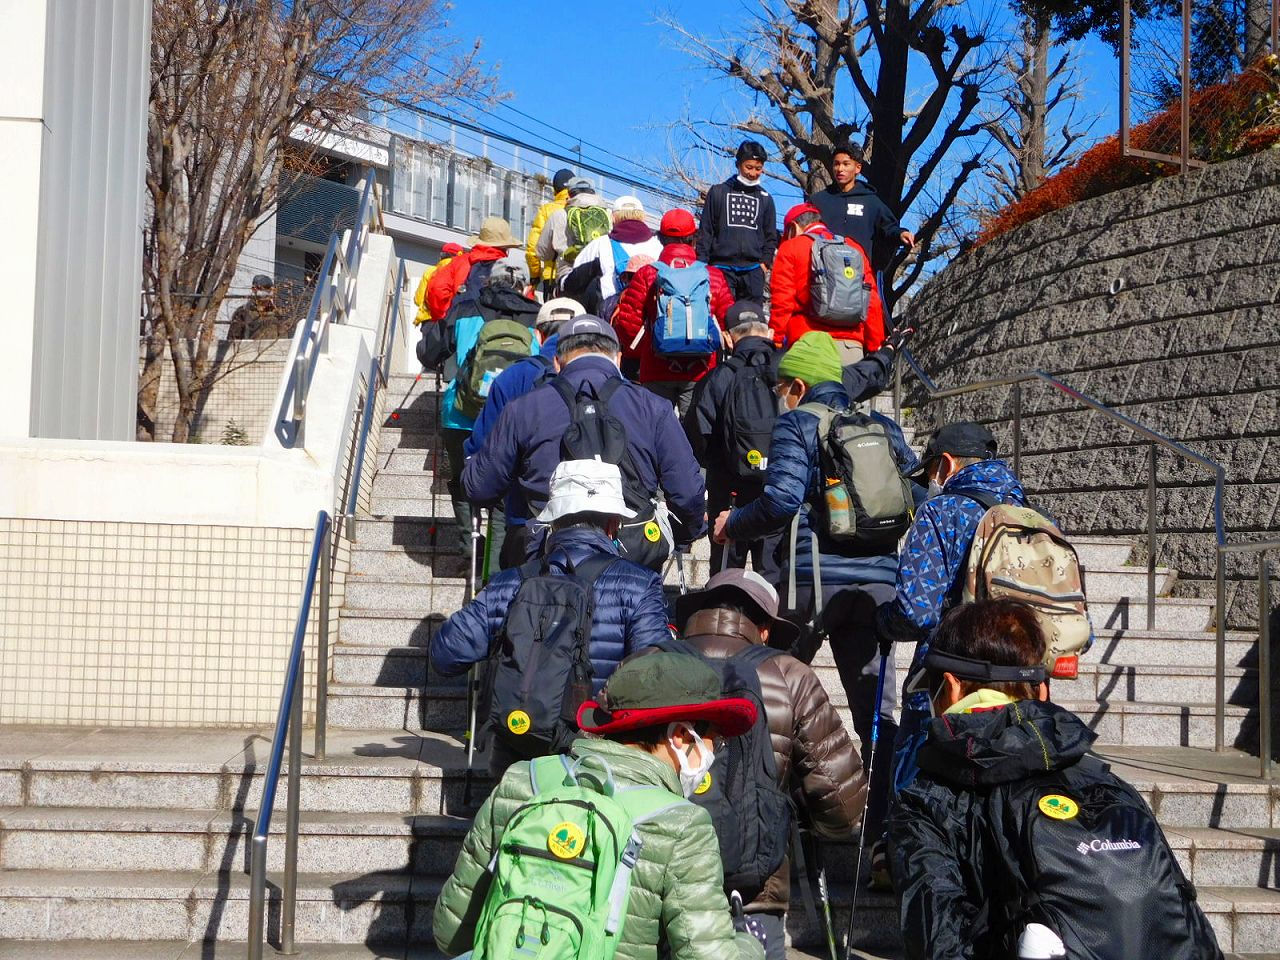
[958, 493, 1092, 679]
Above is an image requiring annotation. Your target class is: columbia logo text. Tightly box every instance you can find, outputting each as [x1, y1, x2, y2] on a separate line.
[1077, 838, 1142, 855]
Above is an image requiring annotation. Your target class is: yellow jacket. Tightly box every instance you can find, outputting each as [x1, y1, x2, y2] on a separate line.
[413, 255, 455, 324]
[526, 189, 568, 281]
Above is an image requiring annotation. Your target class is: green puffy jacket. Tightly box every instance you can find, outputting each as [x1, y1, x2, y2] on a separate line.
[433, 737, 766, 960]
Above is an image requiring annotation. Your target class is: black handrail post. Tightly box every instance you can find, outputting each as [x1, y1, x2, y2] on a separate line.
[281, 643, 304, 955]
[1148, 443, 1158, 630]
[315, 524, 331, 761]
[1259, 555, 1272, 780]
[1012, 382, 1022, 478]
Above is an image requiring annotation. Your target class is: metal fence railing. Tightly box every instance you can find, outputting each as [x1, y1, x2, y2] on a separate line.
[1122, 0, 1279, 171]
[894, 349, 1274, 779]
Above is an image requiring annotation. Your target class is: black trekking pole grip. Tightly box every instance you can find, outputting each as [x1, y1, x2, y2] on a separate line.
[842, 650, 890, 960]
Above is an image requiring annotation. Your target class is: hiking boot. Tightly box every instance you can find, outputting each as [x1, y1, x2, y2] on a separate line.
[868, 837, 891, 891]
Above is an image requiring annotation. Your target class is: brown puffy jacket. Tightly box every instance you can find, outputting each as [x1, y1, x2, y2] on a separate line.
[681, 608, 867, 913]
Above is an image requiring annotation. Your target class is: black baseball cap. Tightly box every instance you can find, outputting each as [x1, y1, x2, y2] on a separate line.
[559, 314, 620, 347]
[725, 301, 766, 329]
[906, 422, 998, 481]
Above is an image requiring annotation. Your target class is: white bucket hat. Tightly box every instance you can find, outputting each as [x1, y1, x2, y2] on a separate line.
[537, 459, 637, 523]
[613, 195, 645, 214]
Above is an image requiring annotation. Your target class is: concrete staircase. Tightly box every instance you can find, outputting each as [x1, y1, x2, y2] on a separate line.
[1, 371, 1275, 959]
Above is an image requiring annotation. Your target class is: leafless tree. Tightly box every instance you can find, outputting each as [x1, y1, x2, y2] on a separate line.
[985, 11, 1096, 208]
[660, 0, 1005, 304]
[140, 0, 495, 442]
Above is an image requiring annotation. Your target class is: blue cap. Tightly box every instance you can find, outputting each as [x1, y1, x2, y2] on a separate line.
[560, 314, 619, 347]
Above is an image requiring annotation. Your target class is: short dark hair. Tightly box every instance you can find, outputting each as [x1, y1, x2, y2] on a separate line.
[605, 719, 712, 746]
[927, 600, 1046, 700]
[791, 210, 822, 230]
[832, 142, 865, 164]
[557, 332, 619, 359]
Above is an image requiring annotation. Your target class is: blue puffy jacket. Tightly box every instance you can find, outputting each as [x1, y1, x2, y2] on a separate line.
[726, 380, 917, 587]
[461, 354, 708, 548]
[430, 526, 672, 690]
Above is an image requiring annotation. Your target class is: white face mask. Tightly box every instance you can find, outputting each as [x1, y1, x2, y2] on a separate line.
[737, 173, 761, 187]
[667, 722, 715, 797]
[927, 479, 945, 499]
[777, 394, 794, 416]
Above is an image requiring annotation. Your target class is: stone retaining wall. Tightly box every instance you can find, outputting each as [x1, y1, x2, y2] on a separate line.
[903, 150, 1280, 627]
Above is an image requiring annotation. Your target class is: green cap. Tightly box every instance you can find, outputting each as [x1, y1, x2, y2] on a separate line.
[778, 331, 843, 386]
[576, 652, 757, 737]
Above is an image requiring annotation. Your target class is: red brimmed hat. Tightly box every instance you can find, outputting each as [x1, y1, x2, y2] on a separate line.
[576, 652, 757, 737]
[659, 208, 698, 238]
[441, 241, 466, 256]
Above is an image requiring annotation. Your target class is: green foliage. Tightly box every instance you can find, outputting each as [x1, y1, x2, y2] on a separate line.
[221, 419, 251, 446]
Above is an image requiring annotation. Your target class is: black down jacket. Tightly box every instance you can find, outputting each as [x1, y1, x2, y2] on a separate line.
[887, 697, 1222, 960]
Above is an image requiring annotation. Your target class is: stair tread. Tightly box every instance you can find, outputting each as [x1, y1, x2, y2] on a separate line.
[0, 867, 442, 898]
[0, 805, 471, 834]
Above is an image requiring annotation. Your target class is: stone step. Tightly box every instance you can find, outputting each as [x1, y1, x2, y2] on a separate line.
[1071, 535, 1137, 568]
[1088, 594, 1216, 632]
[345, 580, 469, 614]
[0, 868, 440, 945]
[339, 608, 441, 648]
[375, 427, 445, 457]
[371, 471, 450, 501]
[1080, 564, 1176, 600]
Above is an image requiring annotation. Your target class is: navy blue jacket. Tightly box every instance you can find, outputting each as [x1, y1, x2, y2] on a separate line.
[461, 354, 708, 543]
[430, 526, 671, 691]
[696, 175, 779, 267]
[807, 179, 903, 271]
[726, 380, 917, 587]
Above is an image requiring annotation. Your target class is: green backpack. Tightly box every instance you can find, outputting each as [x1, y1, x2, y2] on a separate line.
[564, 206, 612, 263]
[455, 319, 534, 420]
[473, 754, 687, 960]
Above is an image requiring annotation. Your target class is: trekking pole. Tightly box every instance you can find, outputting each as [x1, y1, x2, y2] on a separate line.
[463, 510, 482, 806]
[676, 547, 688, 596]
[719, 492, 737, 574]
[842, 650, 890, 960]
[790, 823, 821, 939]
[813, 835, 840, 960]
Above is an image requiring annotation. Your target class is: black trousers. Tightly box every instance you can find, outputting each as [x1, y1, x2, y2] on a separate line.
[708, 479, 783, 588]
[787, 580, 898, 844]
[715, 264, 766, 304]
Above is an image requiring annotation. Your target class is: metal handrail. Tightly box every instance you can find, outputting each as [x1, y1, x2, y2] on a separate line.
[247, 510, 331, 960]
[1215, 538, 1280, 779]
[891, 347, 1256, 765]
[275, 168, 382, 446]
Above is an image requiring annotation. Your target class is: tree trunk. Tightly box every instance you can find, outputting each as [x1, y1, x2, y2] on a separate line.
[136, 325, 166, 441]
[1019, 16, 1053, 197]
[1245, 0, 1273, 65]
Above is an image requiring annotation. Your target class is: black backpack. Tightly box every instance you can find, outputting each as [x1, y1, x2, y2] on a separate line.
[994, 756, 1221, 960]
[720, 352, 778, 482]
[657, 638, 791, 902]
[416, 260, 496, 373]
[482, 553, 618, 760]
[551, 377, 670, 572]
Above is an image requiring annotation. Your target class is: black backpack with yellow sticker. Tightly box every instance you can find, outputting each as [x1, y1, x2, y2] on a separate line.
[991, 755, 1221, 960]
[482, 552, 619, 760]
[657, 638, 790, 902]
[720, 351, 778, 482]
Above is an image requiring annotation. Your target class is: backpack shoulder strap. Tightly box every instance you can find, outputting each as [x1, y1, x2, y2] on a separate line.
[598, 375, 626, 404]
[654, 636, 700, 658]
[731, 644, 783, 670]
[950, 489, 1002, 512]
[566, 552, 619, 583]
[551, 374, 586, 412]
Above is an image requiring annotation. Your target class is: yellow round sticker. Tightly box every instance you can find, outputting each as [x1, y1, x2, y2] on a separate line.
[644, 521, 661, 543]
[746, 449, 763, 467]
[506, 710, 531, 736]
[694, 772, 712, 795]
[1038, 794, 1078, 820]
[548, 821, 586, 859]
[843, 266, 856, 279]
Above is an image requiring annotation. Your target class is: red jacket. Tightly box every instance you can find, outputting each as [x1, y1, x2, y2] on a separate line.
[613, 244, 734, 384]
[426, 245, 509, 321]
[769, 226, 885, 351]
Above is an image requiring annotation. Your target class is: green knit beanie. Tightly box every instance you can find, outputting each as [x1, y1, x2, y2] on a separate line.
[778, 331, 843, 386]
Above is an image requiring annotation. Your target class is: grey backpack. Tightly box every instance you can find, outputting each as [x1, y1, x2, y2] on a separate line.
[800, 403, 912, 550]
[809, 235, 872, 326]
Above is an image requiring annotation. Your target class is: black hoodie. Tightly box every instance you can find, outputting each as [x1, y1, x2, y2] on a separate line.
[807, 179, 903, 270]
[887, 698, 1221, 960]
[696, 175, 779, 267]
[476, 285, 540, 327]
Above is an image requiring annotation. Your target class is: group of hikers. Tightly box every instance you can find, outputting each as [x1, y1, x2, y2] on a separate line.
[409, 142, 1223, 960]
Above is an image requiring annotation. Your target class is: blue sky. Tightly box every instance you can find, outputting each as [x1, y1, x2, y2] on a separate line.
[439, 1, 1122, 221]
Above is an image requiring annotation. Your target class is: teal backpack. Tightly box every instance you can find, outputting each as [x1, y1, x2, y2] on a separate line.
[472, 754, 687, 960]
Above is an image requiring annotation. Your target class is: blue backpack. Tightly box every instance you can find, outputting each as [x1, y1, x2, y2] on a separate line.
[652, 262, 719, 357]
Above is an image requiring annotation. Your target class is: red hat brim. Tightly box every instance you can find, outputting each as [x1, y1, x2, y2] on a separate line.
[576, 697, 758, 738]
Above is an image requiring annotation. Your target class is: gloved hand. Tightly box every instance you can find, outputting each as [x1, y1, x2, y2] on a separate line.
[884, 325, 915, 353]
[730, 892, 768, 951]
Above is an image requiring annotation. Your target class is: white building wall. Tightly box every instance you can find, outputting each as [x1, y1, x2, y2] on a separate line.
[0, 1, 50, 439]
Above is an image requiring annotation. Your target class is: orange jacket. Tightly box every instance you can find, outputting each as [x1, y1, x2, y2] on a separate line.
[425, 245, 510, 321]
[769, 227, 885, 351]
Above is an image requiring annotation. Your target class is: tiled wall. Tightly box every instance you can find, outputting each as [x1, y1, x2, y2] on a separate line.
[0, 519, 350, 727]
[144, 339, 289, 444]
